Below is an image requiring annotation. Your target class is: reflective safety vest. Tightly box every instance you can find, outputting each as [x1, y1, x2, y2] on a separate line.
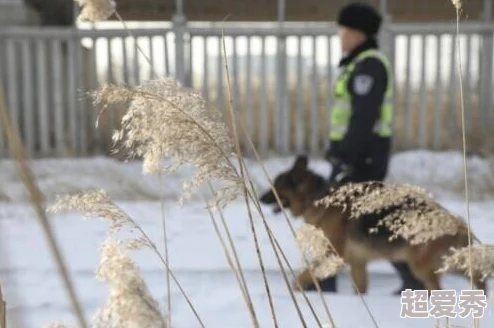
[329, 49, 394, 141]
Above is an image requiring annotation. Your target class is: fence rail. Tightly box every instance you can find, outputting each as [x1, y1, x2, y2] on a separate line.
[0, 21, 493, 159]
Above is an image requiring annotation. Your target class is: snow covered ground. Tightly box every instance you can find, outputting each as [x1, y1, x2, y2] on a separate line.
[1, 150, 494, 327]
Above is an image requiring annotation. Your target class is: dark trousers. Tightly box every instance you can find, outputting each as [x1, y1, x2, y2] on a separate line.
[307, 157, 426, 294]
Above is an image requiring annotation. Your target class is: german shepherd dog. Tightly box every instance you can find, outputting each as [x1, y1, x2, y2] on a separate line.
[259, 155, 485, 294]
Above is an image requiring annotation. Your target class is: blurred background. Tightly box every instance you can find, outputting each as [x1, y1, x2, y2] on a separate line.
[0, 0, 493, 160]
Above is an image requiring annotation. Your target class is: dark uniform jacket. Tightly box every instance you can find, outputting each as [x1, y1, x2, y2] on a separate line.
[327, 37, 392, 183]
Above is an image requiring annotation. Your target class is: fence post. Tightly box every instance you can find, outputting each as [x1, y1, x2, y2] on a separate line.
[173, 11, 187, 86]
[0, 283, 5, 328]
[276, 0, 289, 155]
[0, 37, 5, 158]
[480, 0, 493, 152]
[378, 0, 398, 147]
[378, 0, 392, 59]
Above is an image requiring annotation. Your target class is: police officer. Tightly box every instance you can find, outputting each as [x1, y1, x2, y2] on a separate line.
[308, 2, 426, 294]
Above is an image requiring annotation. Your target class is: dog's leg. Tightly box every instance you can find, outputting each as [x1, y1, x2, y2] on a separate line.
[409, 263, 440, 292]
[349, 259, 368, 294]
[417, 269, 441, 292]
[293, 268, 338, 292]
[472, 272, 487, 294]
[293, 268, 317, 291]
[407, 249, 441, 292]
[390, 261, 427, 294]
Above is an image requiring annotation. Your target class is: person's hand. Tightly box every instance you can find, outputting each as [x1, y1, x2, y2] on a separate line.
[333, 162, 354, 183]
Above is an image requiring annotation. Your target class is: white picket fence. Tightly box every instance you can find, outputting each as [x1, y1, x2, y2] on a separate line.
[0, 21, 493, 159]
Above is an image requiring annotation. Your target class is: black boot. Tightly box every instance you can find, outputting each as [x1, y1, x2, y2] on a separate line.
[304, 276, 338, 292]
[391, 262, 426, 295]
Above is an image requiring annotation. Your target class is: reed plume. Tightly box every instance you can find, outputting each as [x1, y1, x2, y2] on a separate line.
[74, 0, 116, 22]
[317, 181, 464, 245]
[90, 80, 242, 208]
[92, 239, 167, 328]
[438, 244, 494, 282]
[295, 223, 346, 279]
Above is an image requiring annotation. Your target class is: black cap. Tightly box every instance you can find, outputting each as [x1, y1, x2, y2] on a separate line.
[337, 2, 382, 36]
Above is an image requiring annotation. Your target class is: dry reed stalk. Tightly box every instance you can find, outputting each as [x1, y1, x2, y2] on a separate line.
[239, 160, 324, 328]
[205, 207, 251, 296]
[237, 182, 277, 328]
[49, 191, 206, 328]
[219, 28, 278, 328]
[219, 27, 317, 327]
[238, 120, 385, 328]
[450, 0, 474, 288]
[243, 184, 310, 328]
[451, 2, 477, 327]
[158, 174, 172, 328]
[203, 187, 260, 327]
[240, 120, 337, 326]
[0, 86, 88, 328]
[113, 11, 159, 80]
[0, 283, 5, 328]
[269, 229, 327, 327]
[205, 182, 260, 327]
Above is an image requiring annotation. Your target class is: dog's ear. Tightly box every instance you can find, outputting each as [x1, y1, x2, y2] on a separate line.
[290, 155, 308, 184]
[292, 155, 308, 172]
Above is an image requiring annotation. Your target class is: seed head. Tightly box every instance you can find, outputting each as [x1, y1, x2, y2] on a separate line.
[48, 190, 155, 251]
[92, 239, 167, 328]
[317, 182, 463, 245]
[438, 244, 494, 282]
[74, 0, 116, 22]
[451, 0, 462, 10]
[295, 223, 346, 278]
[48, 190, 130, 233]
[90, 78, 242, 208]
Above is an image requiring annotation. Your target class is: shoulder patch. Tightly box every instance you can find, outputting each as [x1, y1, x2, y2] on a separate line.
[353, 74, 374, 95]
